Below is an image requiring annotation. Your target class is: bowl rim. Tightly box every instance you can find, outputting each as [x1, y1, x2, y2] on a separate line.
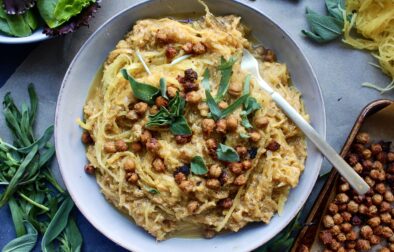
[0, 28, 49, 44]
[55, 0, 327, 251]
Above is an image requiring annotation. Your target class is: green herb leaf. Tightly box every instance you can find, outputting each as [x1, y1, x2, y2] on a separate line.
[244, 96, 261, 114]
[242, 74, 251, 95]
[216, 56, 236, 101]
[216, 143, 239, 162]
[170, 116, 192, 135]
[205, 90, 222, 121]
[202, 68, 211, 91]
[144, 186, 159, 195]
[168, 92, 185, 117]
[146, 107, 172, 128]
[159, 78, 168, 100]
[239, 133, 250, 139]
[190, 156, 208, 175]
[17, 125, 54, 154]
[63, 217, 83, 251]
[221, 94, 249, 118]
[241, 113, 253, 129]
[41, 196, 74, 252]
[8, 198, 26, 237]
[325, 0, 344, 21]
[27, 84, 38, 127]
[121, 69, 160, 105]
[2, 221, 37, 252]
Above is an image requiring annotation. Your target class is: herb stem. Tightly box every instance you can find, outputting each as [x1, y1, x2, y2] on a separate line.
[18, 192, 49, 212]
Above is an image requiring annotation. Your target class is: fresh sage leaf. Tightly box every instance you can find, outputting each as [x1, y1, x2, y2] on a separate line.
[325, 0, 344, 21]
[17, 125, 54, 154]
[2, 221, 37, 252]
[202, 68, 211, 91]
[159, 78, 168, 100]
[205, 90, 222, 121]
[144, 186, 159, 195]
[146, 107, 172, 128]
[221, 94, 249, 119]
[168, 92, 185, 117]
[41, 196, 74, 252]
[241, 113, 253, 129]
[121, 69, 160, 105]
[27, 84, 38, 125]
[8, 197, 26, 237]
[239, 133, 250, 139]
[63, 217, 83, 252]
[216, 56, 236, 101]
[216, 143, 239, 162]
[170, 116, 192, 135]
[190, 156, 208, 175]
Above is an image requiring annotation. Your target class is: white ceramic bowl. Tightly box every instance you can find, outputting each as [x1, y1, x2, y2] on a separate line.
[0, 28, 48, 44]
[55, 0, 326, 251]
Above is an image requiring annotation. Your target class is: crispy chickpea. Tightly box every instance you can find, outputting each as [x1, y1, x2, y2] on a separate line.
[380, 201, 391, 212]
[346, 242, 356, 249]
[365, 196, 373, 206]
[126, 172, 138, 184]
[346, 230, 357, 241]
[84, 164, 95, 175]
[134, 102, 148, 115]
[347, 153, 359, 166]
[226, 116, 238, 132]
[336, 193, 350, 204]
[372, 194, 383, 205]
[328, 203, 339, 214]
[115, 140, 128, 152]
[187, 201, 199, 213]
[356, 132, 370, 144]
[192, 42, 206, 54]
[175, 135, 192, 145]
[149, 105, 159, 115]
[359, 204, 369, 215]
[202, 119, 216, 135]
[364, 176, 375, 187]
[353, 163, 363, 173]
[377, 152, 388, 164]
[203, 229, 216, 239]
[205, 138, 217, 151]
[235, 146, 248, 159]
[174, 172, 186, 184]
[375, 183, 386, 194]
[167, 86, 178, 98]
[249, 131, 261, 142]
[381, 226, 394, 238]
[333, 213, 344, 225]
[356, 239, 371, 251]
[182, 42, 193, 53]
[368, 205, 378, 216]
[242, 160, 252, 170]
[146, 138, 160, 153]
[353, 195, 364, 204]
[218, 198, 233, 209]
[185, 91, 202, 104]
[165, 45, 177, 59]
[347, 200, 359, 213]
[266, 140, 280, 151]
[323, 215, 335, 228]
[140, 130, 152, 145]
[155, 96, 168, 107]
[218, 101, 228, 109]
[385, 191, 394, 202]
[124, 159, 136, 172]
[330, 225, 341, 235]
[370, 234, 381, 245]
[209, 164, 222, 178]
[330, 240, 341, 250]
[388, 152, 394, 162]
[360, 225, 373, 239]
[372, 160, 383, 170]
[81, 131, 94, 145]
[363, 160, 373, 171]
[339, 182, 350, 192]
[367, 216, 381, 227]
[131, 142, 143, 152]
[228, 82, 242, 97]
[127, 110, 139, 121]
[152, 158, 166, 173]
[319, 230, 333, 245]
[352, 143, 365, 154]
[341, 212, 352, 222]
[234, 174, 247, 186]
[104, 141, 117, 153]
[362, 149, 372, 159]
[229, 162, 243, 175]
[379, 248, 390, 252]
[381, 212, 392, 224]
[179, 180, 193, 192]
[338, 204, 347, 212]
[337, 232, 346, 242]
[254, 116, 269, 128]
[216, 119, 227, 134]
[206, 179, 221, 190]
[341, 222, 352, 233]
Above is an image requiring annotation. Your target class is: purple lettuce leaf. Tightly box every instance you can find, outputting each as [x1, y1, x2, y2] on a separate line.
[3, 0, 35, 15]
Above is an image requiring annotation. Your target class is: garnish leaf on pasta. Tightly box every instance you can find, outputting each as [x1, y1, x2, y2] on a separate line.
[190, 156, 208, 175]
[239, 133, 250, 139]
[240, 76, 261, 129]
[2, 221, 37, 252]
[144, 186, 159, 195]
[121, 69, 160, 105]
[202, 68, 211, 91]
[221, 94, 249, 118]
[215, 56, 236, 101]
[216, 143, 239, 162]
[205, 90, 222, 121]
[170, 116, 192, 135]
[159, 78, 168, 100]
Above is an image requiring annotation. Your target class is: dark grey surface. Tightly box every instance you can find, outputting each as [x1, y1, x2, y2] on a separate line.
[0, 0, 393, 251]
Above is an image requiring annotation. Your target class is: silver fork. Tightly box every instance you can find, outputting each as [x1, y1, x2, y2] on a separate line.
[241, 49, 369, 195]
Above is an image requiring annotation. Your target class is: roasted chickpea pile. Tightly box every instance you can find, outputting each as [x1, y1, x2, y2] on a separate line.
[318, 132, 394, 252]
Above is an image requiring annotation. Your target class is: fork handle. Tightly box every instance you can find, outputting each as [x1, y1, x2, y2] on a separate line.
[271, 92, 370, 195]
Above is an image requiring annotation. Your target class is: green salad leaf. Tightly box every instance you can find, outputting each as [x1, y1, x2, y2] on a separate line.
[190, 156, 208, 175]
[121, 69, 160, 105]
[216, 56, 236, 101]
[2, 221, 37, 252]
[216, 143, 239, 162]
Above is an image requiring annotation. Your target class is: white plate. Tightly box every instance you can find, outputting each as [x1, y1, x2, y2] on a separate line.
[0, 28, 48, 44]
[55, 0, 326, 251]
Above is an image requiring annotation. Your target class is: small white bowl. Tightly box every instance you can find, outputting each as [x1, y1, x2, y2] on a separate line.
[55, 0, 326, 251]
[0, 28, 48, 44]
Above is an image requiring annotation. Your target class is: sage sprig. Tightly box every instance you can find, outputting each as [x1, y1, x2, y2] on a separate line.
[146, 93, 192, 135]
[121, 69, 160, 105]
[206, 90, 249, 121]
[190, 156, 208, 175]
[240, 75, 261, 129]
[216, 144, 239, 162]
[302, 0, 346, 43]
[160, 78, 168, 100]
[215, 56, 236, 101]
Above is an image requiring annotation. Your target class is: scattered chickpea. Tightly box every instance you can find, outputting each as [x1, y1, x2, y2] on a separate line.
[84, 164, 95, 175]
[115, 139, 128, 152]
[131, 142, 143, 153]
[104, 141, 117, 153]
[81, 131, 94, 145]
[174, 172, 186, 184]
[364, 176, 375, 187]
[347, 200, 359, 213]
[333, 213, 344, 225]
[372, 160, 383, 170]
[165, 45, 177, 59]
[126, 172, 138, 184]
[250, 131, 261, 142]
[388, 152, 394, 162]
[124, 159, 136, 172]
[205, 138, 218, 152]
[352, 143, 365, 154]
[353, 163, 363, 173]
[216, 119, 227, 134]
[206, 179, 221, 190]
[127, 110, 139, 121]
[155, 96, 168, 107]
[319, 230, 333, 245]
[167, 86, 178, 98]
[336, 193, 350, 204]
[360, 225, 373, 239]
[381, 212, 392, 224]
[152, 158, 166, 173]
[266, 139, 280, 151]
[235, 146, 248, 159]
[226, 116, 238, 132]
[368, 205, 378, 216]
[185, 91, 202, 104]
[254, 116, 269, 128]
[202, 119, 216, 135]
[341, 222, 352, 233]
[175, 135, 192, 145]
[234, 174, 247, 186]
[134, 102, 148, 115]
[182, 42, 193, 53]
[228, 82, 243, 97]
[140, 130, 152, 145]
[379, 248, 390, 252]
[356, 132, 370, 144]
[218, 198, 233, 209]
[347, 154, 359, 166]
[372, 194, 383, 205]
[362, 149, 372, 159]
[370, 234, 381, 245]
[375, 183, 386, 194]
[203, 229, 216, 239]
[384, 191, 394, 202]
[359, 204, 369, 215]
[381, 226, 394, 238]
[218, 101, 228, 109]
[229, 162, 243, 175]
[356, 239, 371, 251]
[328, 203, 339, 214]
[339, 182, 350, 192]
[179, 180, 193, 192]
[146, 138, 160, 153]
[380, 201, 391, 212]
[338, 204, 347, 212]
[341, 212, 352, 222]
[209, 164, 222, 178]
[337, 232, 346, 242]
[192, 42, 206, 54]
[330, 240, 341, 250]
[187, 201, 199, 213]
[242, 160, 252, 170]
[330, 225, 341, 235]
[376, 152, 388, 164]
[346, 230, 357, 241]
[362, 160, 373, 171]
